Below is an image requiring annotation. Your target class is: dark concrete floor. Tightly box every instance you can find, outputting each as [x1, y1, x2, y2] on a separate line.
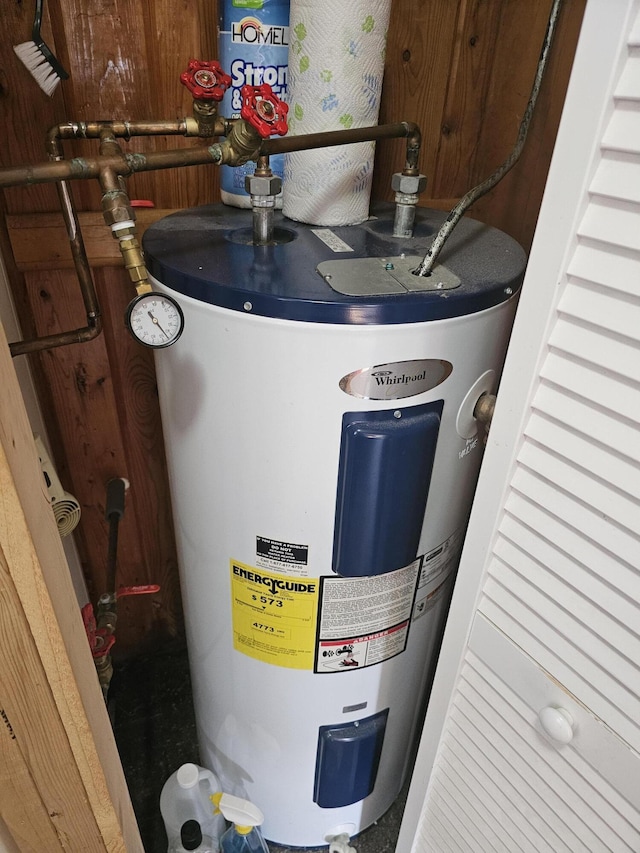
[111, 645, 408, 853]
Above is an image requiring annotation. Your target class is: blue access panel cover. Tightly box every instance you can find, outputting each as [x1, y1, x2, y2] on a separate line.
[314, 709, 389, 808]
[333, 401, 443, 577]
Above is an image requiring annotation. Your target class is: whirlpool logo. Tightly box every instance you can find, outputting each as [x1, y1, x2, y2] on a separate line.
[371, 369, 428, 386]
[340, 359, 453, 400]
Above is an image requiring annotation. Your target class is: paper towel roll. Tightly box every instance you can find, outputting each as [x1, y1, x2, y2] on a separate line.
[283, 0, 392, 226]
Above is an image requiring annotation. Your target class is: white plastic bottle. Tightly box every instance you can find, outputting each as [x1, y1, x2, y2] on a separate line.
[160, 763, 226, 853]
[216, 793, 269, 853]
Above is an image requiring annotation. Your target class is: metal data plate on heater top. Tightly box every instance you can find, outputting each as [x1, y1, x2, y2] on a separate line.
[317, 256, 461, 297]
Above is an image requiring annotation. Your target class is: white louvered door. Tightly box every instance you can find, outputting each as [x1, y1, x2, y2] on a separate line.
[399, 1, 640, 851]
[422, 616, 640, 853]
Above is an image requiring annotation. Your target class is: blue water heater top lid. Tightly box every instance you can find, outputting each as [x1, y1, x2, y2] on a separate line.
[142, 204, 526, 325]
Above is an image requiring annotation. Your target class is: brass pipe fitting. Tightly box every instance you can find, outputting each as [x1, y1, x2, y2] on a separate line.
[473, 393, 497, 444]
[255, 154, 272, 176]
[118, 235, 152, 295]
[101, 190, 135, 227]
[402, 122, 422, 175]
[222, 119, 263, 167]
[95, 593, 117, 700]
[192, 99, 219, 137]
[98, 141, 152, 294]
[94, 654, 114, 701]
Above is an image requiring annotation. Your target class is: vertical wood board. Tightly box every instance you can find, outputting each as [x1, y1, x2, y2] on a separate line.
[0, 317, 143, 851]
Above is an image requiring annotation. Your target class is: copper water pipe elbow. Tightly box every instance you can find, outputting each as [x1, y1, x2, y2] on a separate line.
[10, 316, 102, 357]
[9, 131, 103, 357]
[402, 122, 422, 175]
[9, 173, 103, 357]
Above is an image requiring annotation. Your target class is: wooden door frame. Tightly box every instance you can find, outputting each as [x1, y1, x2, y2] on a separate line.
[0, 314, 142, 852]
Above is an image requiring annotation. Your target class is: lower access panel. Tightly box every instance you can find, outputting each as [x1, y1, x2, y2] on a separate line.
[333, 401, 443, 577]
[314, 709, 389, 808]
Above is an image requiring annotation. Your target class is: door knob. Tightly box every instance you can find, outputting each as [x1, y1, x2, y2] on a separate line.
[539, 706, 574, 744]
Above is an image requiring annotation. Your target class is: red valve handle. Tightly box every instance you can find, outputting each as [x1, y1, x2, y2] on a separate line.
[81, 603, 116, 659]
[240, 84, 289, 138]
[180, 60, 231, 101]
[117, 584, 161, 598]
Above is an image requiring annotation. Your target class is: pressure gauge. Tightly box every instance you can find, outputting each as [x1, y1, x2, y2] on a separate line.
[125, 292, 184, 348]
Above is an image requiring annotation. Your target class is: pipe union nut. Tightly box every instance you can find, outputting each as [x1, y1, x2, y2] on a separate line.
[102, 204, 135, 227]
[245, 174, 282, 196]
[391, 172, 427, 194]
[395, 192, 419, 206]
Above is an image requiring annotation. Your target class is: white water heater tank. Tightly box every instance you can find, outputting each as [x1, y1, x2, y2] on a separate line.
[142, 204, 526, 847]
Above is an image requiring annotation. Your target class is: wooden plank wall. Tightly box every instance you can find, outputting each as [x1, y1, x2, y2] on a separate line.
[0, 0, 585, 655]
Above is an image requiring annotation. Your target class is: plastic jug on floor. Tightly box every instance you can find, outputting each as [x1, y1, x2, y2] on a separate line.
[160, 763, 226, 852]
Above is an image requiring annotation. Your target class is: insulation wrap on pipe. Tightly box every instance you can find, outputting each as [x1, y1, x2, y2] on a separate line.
[283, 0, 392, 226]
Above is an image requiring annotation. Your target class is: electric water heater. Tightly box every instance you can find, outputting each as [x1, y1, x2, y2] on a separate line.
[142, 204, 526, 847]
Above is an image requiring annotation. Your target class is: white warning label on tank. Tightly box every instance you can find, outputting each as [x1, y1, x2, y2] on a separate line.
[311, 228, 354, 253]
[314, 560, 420, 673]
[412, 528, 464, 621]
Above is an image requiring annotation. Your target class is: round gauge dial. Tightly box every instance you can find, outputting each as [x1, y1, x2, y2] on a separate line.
[125, 292, 184, 348]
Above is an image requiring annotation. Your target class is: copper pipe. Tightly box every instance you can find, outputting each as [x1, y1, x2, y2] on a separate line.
[9, 181, 103, 355]
[47, 120, 187, 147]
[98, 133, 128, 196]
[0, 144, 226, 189]
[45, 117, 229, 148]
[3, 122, 422, 189]
[9, 137, 103, 357]
[10, 318, 102, 356]
[260, 121, 422, 173]
[56, 180, 101, 320]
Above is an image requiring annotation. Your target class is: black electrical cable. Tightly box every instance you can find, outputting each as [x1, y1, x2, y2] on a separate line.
[413, 0, 564, 277]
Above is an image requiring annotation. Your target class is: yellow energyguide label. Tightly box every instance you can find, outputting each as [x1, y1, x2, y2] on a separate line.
[230, 560, 319, 669]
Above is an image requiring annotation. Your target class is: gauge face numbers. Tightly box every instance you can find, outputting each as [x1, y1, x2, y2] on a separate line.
[125, 293, 184, 348]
